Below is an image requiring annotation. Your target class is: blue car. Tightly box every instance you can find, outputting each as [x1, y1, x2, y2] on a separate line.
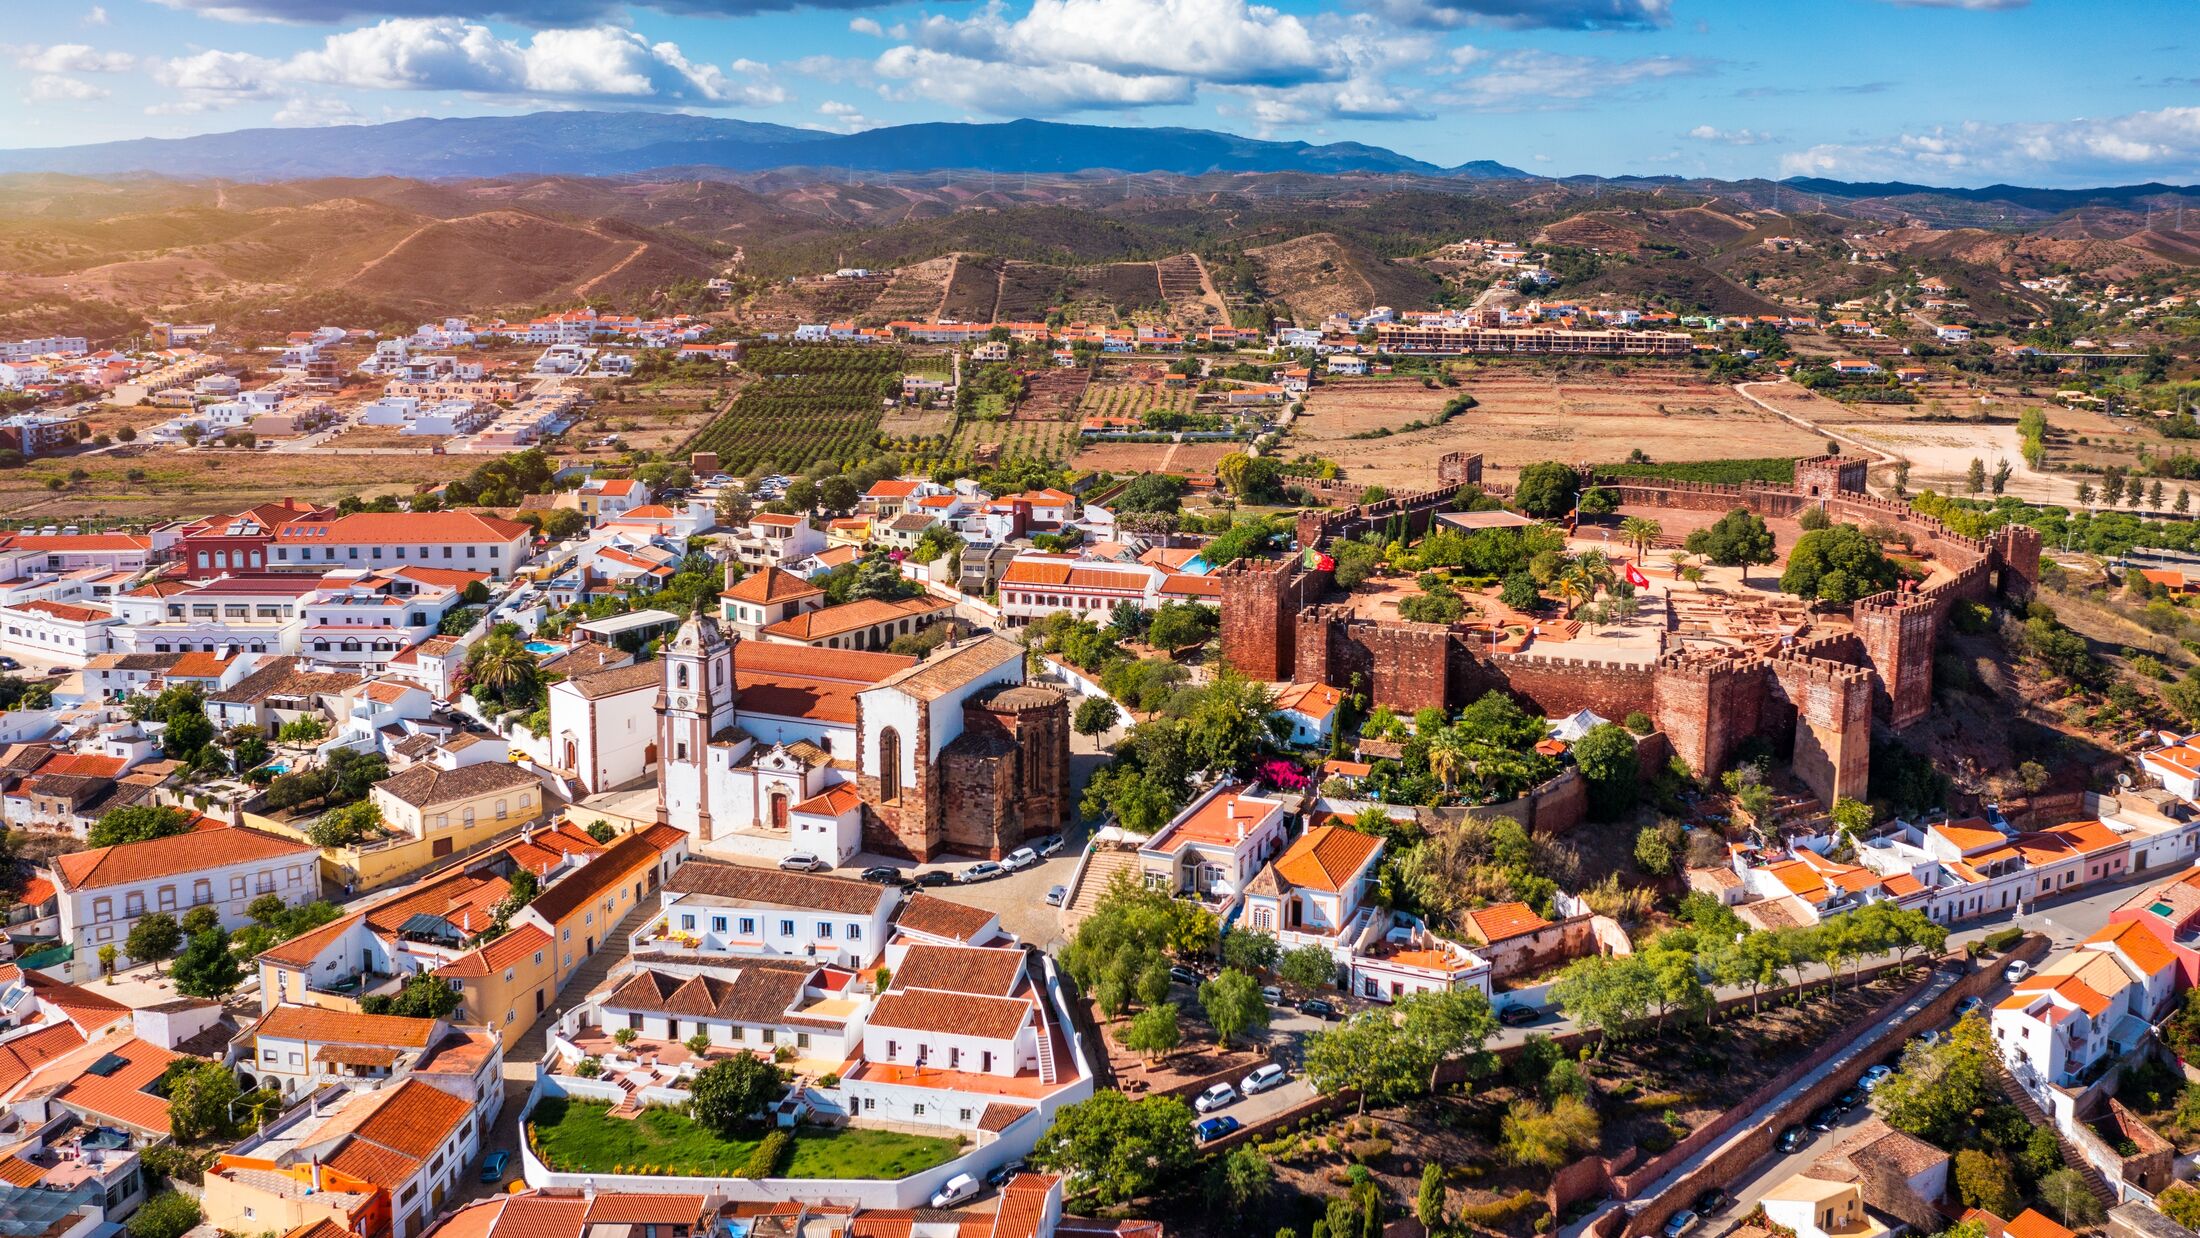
[478, 1150, 511, 1184]
[1195, 1116, 1240, 1143]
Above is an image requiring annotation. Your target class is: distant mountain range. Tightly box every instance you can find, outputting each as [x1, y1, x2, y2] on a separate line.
[0, 111, 1530, 181]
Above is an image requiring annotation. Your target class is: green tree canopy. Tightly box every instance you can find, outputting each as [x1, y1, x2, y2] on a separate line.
[171, 927, 245, 999]
[1780, 524, 1903, 604]
[124, 912, 182, 974]
[1571, 723, 1640, 820]
[689, 1053, 786, 1135]
[87, 805, 198, 849]
[1514, 461, 1581, 518]
[1029, 1090, 1197, 1207]
[1199, 969, 1271, 1049]
[1683, 507, 1776, 567]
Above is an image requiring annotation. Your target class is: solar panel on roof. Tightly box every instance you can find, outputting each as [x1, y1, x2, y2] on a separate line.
[84, 1052, 128, 1077]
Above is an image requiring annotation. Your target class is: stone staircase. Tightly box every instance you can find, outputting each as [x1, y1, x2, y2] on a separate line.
[1061, 845, 1142, 925]
[509, 899, 660, 1066]
[607, 1075, 641, 1119]
[1987, 1057, 2118, 1211]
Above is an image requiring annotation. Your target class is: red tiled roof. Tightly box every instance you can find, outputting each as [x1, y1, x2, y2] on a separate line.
[253, 1005, 440, 1048]
[1463, 901, 1551, 943]
[53, 823, 311, 891]
[1273, 824, 1382, 893]
[273, 512, 530, 545]
[722, 566, 824, 605]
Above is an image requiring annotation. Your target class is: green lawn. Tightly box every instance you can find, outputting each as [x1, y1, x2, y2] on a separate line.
[528, 1097, 963, 1180]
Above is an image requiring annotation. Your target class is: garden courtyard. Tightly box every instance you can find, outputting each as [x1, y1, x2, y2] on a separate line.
[527, 1096, 965, 1180]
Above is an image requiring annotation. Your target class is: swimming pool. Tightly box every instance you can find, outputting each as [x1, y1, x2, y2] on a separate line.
[524, 641, 564, 655]
[261, 761, 289, 775]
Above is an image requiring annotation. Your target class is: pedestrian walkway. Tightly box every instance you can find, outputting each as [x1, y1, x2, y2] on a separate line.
[1566, 961, 1969, 1238]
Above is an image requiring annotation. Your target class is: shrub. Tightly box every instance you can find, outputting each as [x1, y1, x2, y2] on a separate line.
[1349, 1137, 1392, 1165]
[1982, 927, 2024, 953]
[574, 1057, 602, 1078]
[1455, 1190, 1542, 1229]
[1623, 711, 1653, 735]
[741, 1130, 792, 1179]
[128, 1193, 202, 1238]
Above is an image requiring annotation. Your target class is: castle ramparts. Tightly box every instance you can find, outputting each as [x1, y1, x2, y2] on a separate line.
[1221, 453, 2043, 804]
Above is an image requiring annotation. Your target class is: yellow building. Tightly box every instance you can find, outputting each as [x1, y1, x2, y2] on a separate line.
[353, 752, 547, 890]
[515, 824, 689, 992]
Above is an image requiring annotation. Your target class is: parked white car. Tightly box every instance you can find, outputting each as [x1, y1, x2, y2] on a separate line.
[1242, 1064, 1288, 1095]
[1002, 846, 1040, 872]
[1194, 1082, 1239, 1113]
[930, 1173, 979, 1208]
[2004, 959, 2032, 982]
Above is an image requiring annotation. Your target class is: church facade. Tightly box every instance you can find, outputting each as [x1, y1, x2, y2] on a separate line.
[630, 609, 1068, 863]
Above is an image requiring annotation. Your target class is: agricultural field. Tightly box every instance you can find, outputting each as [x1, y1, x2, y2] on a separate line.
[950, 416, 1081, 465]
[1285, 363, 1826, 493]
[683, 344, 899, 474]
[571, 386, 726, 454]
[1072, 438, 1240, 476]
[1078, 380, 1195, 423]
[0, 444, 473, 522]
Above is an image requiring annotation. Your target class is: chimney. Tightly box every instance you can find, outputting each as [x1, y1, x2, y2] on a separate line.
[309, 1157, 321, 1194]
[228, 798, 243, 828]
[723, 558, 737, 591]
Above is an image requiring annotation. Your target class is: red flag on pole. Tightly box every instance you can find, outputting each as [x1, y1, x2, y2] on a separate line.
[1624, 561, 1650, 588]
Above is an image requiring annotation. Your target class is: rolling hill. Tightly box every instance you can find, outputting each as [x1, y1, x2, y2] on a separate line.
[0, 112, 1530, 182]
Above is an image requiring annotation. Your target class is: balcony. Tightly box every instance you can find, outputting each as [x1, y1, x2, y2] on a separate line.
[305, 970, 402, 1002]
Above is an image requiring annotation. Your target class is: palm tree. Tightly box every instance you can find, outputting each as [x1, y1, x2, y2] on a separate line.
[1552, 570, 1589, 617]
[1620, 516, 1662, 563]
[467, 632, 537, 701]
[1426, 725, 1470, 796]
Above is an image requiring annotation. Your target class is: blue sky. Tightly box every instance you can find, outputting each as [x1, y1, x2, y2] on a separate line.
[4, 0, 2196, 187]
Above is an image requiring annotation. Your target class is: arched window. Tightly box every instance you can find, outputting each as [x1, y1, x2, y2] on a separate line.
[340, 639, 361, 652]
[311, 640, 329, 652]
[677, 664, 690, 690]
[878, 727, 901, 802]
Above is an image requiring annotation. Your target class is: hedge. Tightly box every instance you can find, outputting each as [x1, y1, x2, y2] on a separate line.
[741, 1130, 792, 1178]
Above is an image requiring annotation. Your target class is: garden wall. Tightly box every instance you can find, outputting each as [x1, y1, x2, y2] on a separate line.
[1605, 933, 2051, 1238]
[1470, 768, 1590, 836]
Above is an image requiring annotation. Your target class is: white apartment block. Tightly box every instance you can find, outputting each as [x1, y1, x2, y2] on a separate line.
[45, 824, 320, 983]
[268, 512, 534, 578]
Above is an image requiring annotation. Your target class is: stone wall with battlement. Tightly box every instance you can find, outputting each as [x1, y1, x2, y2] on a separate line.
[1225, 456, 2040, 796]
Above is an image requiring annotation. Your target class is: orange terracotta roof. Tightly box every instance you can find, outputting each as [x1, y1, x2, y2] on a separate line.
[2088, 920, 2177, 978]
[760, 595, 948, 643]
[1148, 784, 1278, 851]
[1463, 901, 1551, 944]
[1273, 824, 1383, 893]
[352, 1078, 471, 1159]
[254, 1005, 440, 1048]
[2004, 1210, 2075, 1238]
[167, 651, 234, 678]
[257, 911, 364, 968]
[2012, 973, 2113, 1017]
[274, 511, 530, 545]
[1273, 682, 1343, 719]
[721, 566, 825, 605]
[10, 600, 112, 623]
[437, 923, 552, 979]
[792, 784, 862, 816]
[0, 1022, 86, 1098]
[22, 1033, 179, 1133]
[53, 823, 311, 891]
[25, 973, 130, 1034]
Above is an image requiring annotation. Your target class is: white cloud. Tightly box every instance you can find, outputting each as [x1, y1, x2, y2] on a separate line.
[1364, 0, 1669, 30]
[1688, 124, 1775, 145]
[810, 99, 875, 132]
[151, 17, 784, 112]
[1780, 106, 2200, 185]
[153, 0, 959, 22]
[26, 75, 109, 102]
[871, 0, 1408, 118]
[12, 43, 135, 73]
[273, 95, 366, 125]
[84, 6, 109, 24]
[848, 17, 884, 35]
[874, 46, 1191, 114]
[1437, 48, 1712, 109]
